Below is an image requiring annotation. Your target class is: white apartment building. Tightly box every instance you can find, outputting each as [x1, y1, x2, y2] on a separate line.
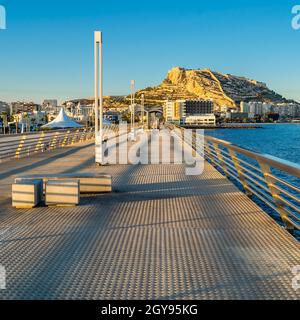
[274, 103, 300, 118]
[164, 100, 186, 123]
[240, 101, 300, 119]
[184, 114, 216, 126]
[241, 101, 271, 118]
[164, 99, 214, 124]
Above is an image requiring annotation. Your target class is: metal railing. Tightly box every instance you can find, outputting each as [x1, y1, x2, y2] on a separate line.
[0, 125, 122, 163]
[173, 126, 300, 233]
[0, 127, 95, 162]
[0, 124, 121, 163]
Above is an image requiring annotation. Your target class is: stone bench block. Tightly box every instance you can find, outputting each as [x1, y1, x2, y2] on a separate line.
[45, 180, 80, 207]
[17, 173, 112, 194]
[57, 174, 112, 193]
[14, 178, 44, 199]
[12, 180, 43, 209]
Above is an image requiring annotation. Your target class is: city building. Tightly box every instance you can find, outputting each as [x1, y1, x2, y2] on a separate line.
[274, 103, 300, 118]
[164, 100, 185, 123]
[184, 99, 214, 115]
[42, 99, 58, 109]
[262, 103, 272, 114]
[13, 111, 47, 131]
[164, 99, 214, 125]
[226, 112, 249, 121]
[240, 101, 300, 120]
[0, 101, 9, 113]
[10, 101, 41, 114]
[66, 103, 94, 125]
[240, 101, 250, 113]
[184, 114, 216, 126]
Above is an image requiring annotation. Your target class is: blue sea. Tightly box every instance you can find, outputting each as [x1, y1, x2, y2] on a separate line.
[204, 124, 300, 235]
[205, 124, 300, 165]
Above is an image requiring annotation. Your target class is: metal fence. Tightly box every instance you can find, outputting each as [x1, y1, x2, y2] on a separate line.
[0, 125, 122, 163]
[173, 126, 300, 233]
[0, 127, 98, 163]
[0, 124, 125, 164]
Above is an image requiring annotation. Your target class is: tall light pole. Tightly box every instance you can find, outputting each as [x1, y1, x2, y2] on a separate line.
[95, 31, 103, 164]
[130, 80, 136, 140]
[141, 93, 145, 130]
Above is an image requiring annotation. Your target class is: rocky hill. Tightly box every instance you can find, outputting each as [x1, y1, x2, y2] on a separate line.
[64, 67, 294, 111]
[135, 67, 290, 110]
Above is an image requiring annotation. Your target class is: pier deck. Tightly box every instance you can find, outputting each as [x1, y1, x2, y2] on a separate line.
[0, 138, 299, 300]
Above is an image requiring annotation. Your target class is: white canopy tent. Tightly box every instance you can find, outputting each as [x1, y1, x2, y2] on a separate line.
[42, 107, 83, 129]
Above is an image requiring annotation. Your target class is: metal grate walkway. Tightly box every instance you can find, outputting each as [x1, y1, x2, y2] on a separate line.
[0, 138, 300, 300]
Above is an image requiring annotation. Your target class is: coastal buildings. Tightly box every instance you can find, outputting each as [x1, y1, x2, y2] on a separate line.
[164, 100, 185, 123]
[225, 112, 249, 121]
[42, 99, 58, 109]
[240, 102, 264, 117]
[164, 99, 216, 126]
[10, 101, 41, 114]
[0, 101, 9, 113]
[274, 103, 300, 118]
[184, 99, 214, 115]
[185, 114, 216, 126]
[65, 102, 94, 124]
[238, 101, 300, 121]
[13, 111, 47, 132]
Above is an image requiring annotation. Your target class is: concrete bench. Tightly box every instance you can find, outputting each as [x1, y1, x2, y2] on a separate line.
[46, 180, 80, 207]
[12, 179, 43, 209]
[15, 173, 112, 194]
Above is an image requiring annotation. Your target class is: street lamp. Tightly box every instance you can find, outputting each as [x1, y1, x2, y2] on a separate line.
[94, 31, 104, 164]
[130, 80, 136, 141]
[141, 93, 145, 130]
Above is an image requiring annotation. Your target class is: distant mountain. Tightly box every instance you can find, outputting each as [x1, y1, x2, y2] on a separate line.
[64, 67, 296, 111]
[135, 67, 293, 110]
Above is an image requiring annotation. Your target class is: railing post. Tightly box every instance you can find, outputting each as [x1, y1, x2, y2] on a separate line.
[213, 143, 230, 178]
[80, 128, 87, 142]
[204, 141, 214, 163]
[258, 161, 294, 232]
[61, 130, 70, 147]
[228, 149, 252, 196]
[50, 132, 59, 150]
[35, 131, 45, 153]
[71, 129, 80, 145]
[15, 135, 27, 159]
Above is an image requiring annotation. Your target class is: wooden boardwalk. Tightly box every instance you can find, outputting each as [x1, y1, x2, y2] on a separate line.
[0, 136, 300, 300]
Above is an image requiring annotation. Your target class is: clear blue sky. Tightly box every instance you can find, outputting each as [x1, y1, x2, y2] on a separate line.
[0, 0, 300, 103]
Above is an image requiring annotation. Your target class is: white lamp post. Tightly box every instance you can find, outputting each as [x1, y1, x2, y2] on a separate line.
[94, 31, 104, 164]
[130, 80, 136, 141]
[141, 93, 145, 130]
